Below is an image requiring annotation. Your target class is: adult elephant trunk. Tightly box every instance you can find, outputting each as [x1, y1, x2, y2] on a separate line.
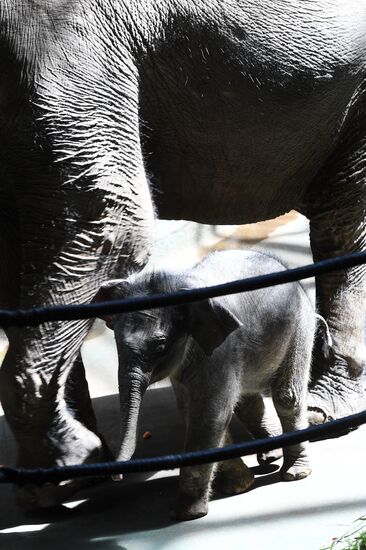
[117, 370, 150, 462]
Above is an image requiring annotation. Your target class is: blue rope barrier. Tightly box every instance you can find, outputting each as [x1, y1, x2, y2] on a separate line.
[1, 409, 365, 485]
[0, 251, 365, 328]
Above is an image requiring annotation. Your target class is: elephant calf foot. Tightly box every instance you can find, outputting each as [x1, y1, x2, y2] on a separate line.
[281, 451, 311, 482]
[171, 492, 209, 522]
[257, 448, 283, 464]
[216, 458, 254, 495]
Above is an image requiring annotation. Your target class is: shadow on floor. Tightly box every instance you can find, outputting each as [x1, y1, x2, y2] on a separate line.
[1, 380, 366, 549]
[0, 386, 283, 546]
[1, 468, 365, 550]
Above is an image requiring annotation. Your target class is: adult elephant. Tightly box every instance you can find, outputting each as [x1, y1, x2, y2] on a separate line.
[0, 1, 365, 508]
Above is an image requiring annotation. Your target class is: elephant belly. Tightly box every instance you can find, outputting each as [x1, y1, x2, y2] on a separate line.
[142, 80, 355, 225]
[139, 6, 365, 225]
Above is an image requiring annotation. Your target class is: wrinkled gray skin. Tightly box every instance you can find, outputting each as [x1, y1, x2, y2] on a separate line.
[0, 0, 365, 509]
[97, 250, 315, 521]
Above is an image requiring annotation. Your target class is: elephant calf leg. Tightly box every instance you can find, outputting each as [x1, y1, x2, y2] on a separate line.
[271, 337, 313, 481]
[235, 394, 283, 464]
[172, 415, 231, 521]
[216, 431, 254, 495]
[272, 394, 311, 482]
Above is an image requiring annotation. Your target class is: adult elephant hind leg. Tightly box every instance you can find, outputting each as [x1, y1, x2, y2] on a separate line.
[305, 112, 366, 425]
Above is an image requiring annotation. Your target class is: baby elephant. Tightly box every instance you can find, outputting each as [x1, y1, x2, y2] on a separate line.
[96, 250, 316, 520]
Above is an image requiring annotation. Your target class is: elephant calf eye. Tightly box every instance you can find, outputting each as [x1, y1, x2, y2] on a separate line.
[154, 339, 167, 354]
[156, 344, 166, 354]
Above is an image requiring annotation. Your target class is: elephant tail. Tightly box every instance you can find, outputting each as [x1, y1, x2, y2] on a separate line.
[315, 314, 333, 359]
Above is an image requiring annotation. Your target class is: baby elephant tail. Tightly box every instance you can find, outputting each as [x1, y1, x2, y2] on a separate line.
[315, 314, 333, 359]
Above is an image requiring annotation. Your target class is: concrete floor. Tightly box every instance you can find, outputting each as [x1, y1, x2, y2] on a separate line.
[0, 214, 365, 550]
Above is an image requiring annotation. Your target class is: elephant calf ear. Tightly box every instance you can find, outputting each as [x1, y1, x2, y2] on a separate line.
[188, 298, 242, 355]
[93, 280, 130, 329]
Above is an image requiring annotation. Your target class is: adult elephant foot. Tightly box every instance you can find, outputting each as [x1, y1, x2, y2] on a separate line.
[1, 320, 124, 511]
[16, 465, 106, 512]
[307, 371, 365, 425]
[14, 422, 113, 511]
[14, 354, 115, 511]
[306, 290, 365, 427]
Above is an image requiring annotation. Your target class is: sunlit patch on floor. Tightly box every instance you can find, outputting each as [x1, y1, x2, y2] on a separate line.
[62, 499, 88, 509]
[0, 523, 50, 534]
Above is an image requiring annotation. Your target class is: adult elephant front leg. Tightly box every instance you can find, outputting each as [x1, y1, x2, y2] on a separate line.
[0, 2, 155, 508]
[0, 173, 154, 509]
[305, 109, 366, 424]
